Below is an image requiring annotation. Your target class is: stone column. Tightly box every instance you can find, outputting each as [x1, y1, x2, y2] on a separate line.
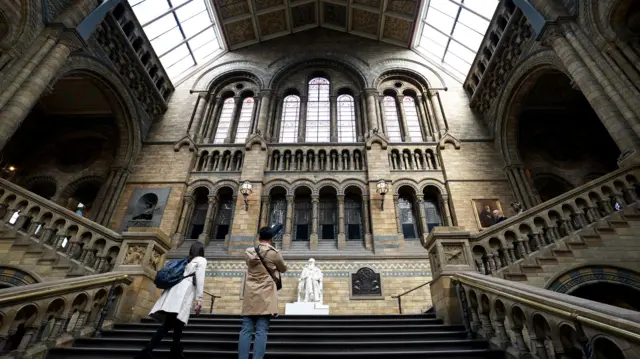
[428, 92, 446, 139]
[417, 198, 429, 242]
[441, 195, 453, 226]
[330, 95, 338, 142]
[393, 196, 404, 240]
[27, 221, 42, 236]
[396, 95, 411, 142]
[39, 227, 55, 244]
[354, 94, 364, 141]
[190, 94, 208, 142]
[363, 195, 372, 249]
[337, 195, 346, 249]
[297, 96, 307, 143]
[0, 36, 77, 150]
[92, 167, 130, 226]
[364, 89, 379, 135]
[73, 311, 89, 335]
[416, 95, 434, 141]
[205, 97, 223, 143]
[47, 316, 66, 344]
[16, 327, 36, 353]
[14, 214, 29, 229]
[547, 27, 639, 156]
[257, 89, 272, 135]
[172, 196, 194, 246]
[310, 195, 319, 250]
[283, 195, 294, 250]
[259, 196, 269, 229]
[199, 196, 217, 244]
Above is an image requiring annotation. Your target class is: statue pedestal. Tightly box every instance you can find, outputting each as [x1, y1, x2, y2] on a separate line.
[285, 302, 330, 315]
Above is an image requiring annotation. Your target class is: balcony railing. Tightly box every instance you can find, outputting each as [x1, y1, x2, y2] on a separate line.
[0, 178, 124, 274]
[0, 273, 132, 357]
[193, 147, 244, 173]
[388, 146, 440, 171]
[453, 272, 640, 358]
[469, 166, 640, 275]
[266, 145, 366, 172]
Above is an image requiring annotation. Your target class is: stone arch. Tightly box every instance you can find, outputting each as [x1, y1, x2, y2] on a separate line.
[392, 179, 420, 195]
[205, 70, 263, 96]
[418, 179, 447, 196]
[340, 179, 369, 196]
[371, 64, 446, 92]
[291, 180, 315, 195]
[546, 264, 640, 294]
[190, 61, 266, 91]
[53, 54, 143, 169]
[23, 176, 58, 199]
[186, 179, 215, 196]
[316, 179, 341, 195]
[493, 50, 567, 165]
[268, 55, 368, 90]
[59, 176, 104, 202]
[263, 179, 292, 196]
[212, 180, 239, 197]
[0, 265, 41, 288]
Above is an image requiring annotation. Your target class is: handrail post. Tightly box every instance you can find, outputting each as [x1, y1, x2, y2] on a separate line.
[454, 279, 473, 339]
[397, 296, 402, 314]
[94, 278, 118, 338]
[210, 296, 215, 313]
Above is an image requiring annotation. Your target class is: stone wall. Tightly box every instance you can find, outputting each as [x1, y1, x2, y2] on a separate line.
[204, 258, 432, 315]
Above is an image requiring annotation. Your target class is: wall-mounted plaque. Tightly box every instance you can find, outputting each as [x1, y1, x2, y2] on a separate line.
[120, 188, 171, 232]
[350, 267, 382, 298]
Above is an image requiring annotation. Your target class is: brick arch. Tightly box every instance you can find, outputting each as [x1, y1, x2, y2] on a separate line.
[418, 180, 447, 196]
[493, 50, 567, 165]
[190, 61, 266, 92]
[263, 180, 292, 196]
[316, 179, 341, 195]
[0, 0, 39, 52]
[267, 55, 369, 90]
[392, 179, 420, 195]
[340, 179, 369, 195]
[212, 180, 239, 196]
[186, 179, 214, 196]
[291, 180, 315, 195]
[59, 176, 104, 202]
[546, 265, 640, 295]
[206, 70, 263, 96]
[53, 54, 143, 169]
[369, 59, 447, 90]
[22, 176, 58, 198]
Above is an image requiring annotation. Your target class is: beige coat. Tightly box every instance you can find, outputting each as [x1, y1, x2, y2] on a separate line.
[242, 243, 287, 316]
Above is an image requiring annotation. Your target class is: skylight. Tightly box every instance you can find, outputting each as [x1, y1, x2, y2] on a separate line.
[414, 0, 499, 80]
[129, 0, 224, 81]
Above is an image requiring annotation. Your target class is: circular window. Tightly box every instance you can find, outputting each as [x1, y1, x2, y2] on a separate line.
[235, 84, 244, 90]
[394, 82, 402, 88]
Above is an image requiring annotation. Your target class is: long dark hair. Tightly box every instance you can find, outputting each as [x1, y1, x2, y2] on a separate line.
[188, 241, 205, 262]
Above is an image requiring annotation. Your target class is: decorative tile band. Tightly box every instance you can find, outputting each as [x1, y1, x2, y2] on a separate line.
[547, 266, 640, 294]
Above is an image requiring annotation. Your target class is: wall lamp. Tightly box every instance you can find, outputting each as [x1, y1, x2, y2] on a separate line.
[240, 181, 253, 211]
[376, 179, 389, 211]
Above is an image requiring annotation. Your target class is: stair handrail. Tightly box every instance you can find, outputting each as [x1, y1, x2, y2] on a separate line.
[453, 272, 640, 345]
[391, 280, 432, 314]
[0, 178, 123, 241]
[0, 273, 132, 357]
[203, 290, 221, 313]
[472, 165, 639, 243]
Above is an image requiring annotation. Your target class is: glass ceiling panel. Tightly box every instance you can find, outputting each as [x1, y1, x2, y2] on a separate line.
[414, 0, 499, 80]
[129, 0, 224, 82]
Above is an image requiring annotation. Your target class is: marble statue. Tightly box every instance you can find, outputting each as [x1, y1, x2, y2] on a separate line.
[298, 258, 323, 303]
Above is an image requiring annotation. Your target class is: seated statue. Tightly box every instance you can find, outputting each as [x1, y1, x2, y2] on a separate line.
[298, 258, 323, 303]
[133, 203, 155, 220]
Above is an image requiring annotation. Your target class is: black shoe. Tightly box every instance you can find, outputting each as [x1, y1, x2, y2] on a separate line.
[133, 349, 152, 359]
[170, 347, 185, 359]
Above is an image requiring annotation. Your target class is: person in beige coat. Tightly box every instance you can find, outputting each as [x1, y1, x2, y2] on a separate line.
[238, 225, 287, 359]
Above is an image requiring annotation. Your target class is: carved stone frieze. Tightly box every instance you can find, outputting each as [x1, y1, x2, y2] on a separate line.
[123, 244, 146, 265]
[443, 244, 465, 265]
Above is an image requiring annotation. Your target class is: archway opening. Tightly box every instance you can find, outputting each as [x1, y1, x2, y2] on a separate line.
[187, 187, 209, 239]
[397, 186, 420, 240]
[318, 187, 337, 241]
[3, 74, 122, 214]
[213, 187, 235, 241]
[517, 71, 619, 200]
[570, 282, 640, 311]
[293, 187, 312, 241]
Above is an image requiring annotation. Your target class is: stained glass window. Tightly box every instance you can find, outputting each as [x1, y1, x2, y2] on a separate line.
[130, 0, 224, 81]
[337, 94, 357, 143]
[398, 197, 419, 239]
[414, 0, 499, 80]
[306, 78, 331, 143]
[213, 97, 235, 144]
[279, 95, 300, 143]
[383, 96, 402, 142]
[234, 97, 254, 143]
[403, 97, 423, 142]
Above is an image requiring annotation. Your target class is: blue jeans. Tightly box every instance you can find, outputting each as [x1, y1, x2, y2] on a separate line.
[238, 316, 270, 359]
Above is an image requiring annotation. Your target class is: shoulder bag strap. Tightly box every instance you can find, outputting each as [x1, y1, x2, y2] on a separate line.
[254, 246, 278, 283]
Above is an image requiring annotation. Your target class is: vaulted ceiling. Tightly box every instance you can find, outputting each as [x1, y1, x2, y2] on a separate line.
[213, 0, 421, 49]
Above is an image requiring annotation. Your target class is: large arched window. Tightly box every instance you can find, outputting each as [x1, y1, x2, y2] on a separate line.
[234, 97, 255, 143]
[306, 78, 331, 143]
[398, 195, 419, 239]
[403, 96, 422, 142]
[383, 96, 402, 142]
[345, 193, 363, 240]
[279, 95, 300, 143]
[213, 97, 235, 144]
[337, 94, 356, 143]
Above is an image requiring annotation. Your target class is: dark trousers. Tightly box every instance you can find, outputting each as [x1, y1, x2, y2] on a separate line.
[143, 313, 185, 352]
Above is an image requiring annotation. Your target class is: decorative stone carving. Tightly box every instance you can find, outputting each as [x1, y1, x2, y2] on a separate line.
[123, 245, 146, 265]
[443, 244, 465, 265]
[149, 249, 162, 271]
[351, 267, 382, 297]
[297, 258, 323, 303]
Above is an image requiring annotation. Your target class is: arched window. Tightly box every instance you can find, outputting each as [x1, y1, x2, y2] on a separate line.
[213, 97, 235, 144]
[345, 194, 363, 240]
[294, 196, 311, 240]
[306, 78, 330, 143]
[279, 95, 300, 143]
[423, 196, 443, 232]
[337, 94, 356, 143]
[398, 196, 419, 239]
[213, 198, 234, 240]
[383, 96, 402, 142]
[234, 97, 255, 143]
[403, 96, 422, 142]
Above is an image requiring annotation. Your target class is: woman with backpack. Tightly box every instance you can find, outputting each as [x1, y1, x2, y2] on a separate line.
[134, 241, 207, 359]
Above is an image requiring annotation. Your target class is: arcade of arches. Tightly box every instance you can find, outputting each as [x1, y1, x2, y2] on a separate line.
[1, 1, 640, 352]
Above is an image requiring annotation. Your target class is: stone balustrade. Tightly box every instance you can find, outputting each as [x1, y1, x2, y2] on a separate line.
[0, 272, 132, 358]
[388, 146, 439, 171]
[453, 272, 640, 358]
[0, 178, 124, 274]
[469, 166, 640, 275]
[266, 145, 366, 172]
[193, 147, 244, 172]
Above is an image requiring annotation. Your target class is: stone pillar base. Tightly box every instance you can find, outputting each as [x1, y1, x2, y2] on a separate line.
[364, 233, 373, 249]
[337, 233, 346, 249]
[283, 234, 292, 250]
[310, 234, 318, 250]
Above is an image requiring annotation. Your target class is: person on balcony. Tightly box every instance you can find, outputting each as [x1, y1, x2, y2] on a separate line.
[134, 241, 207, 359]
[492, 209, 507, 224]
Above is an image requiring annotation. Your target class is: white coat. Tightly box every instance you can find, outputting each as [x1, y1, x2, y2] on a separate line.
[149, 256, 207, 325]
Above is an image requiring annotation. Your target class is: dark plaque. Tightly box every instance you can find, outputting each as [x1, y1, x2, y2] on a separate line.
[351, 267, 382, 297]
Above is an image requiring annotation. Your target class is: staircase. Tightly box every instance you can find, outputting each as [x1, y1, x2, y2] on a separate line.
[47, 313, 503, 358]
[496, 205, 640, 287]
